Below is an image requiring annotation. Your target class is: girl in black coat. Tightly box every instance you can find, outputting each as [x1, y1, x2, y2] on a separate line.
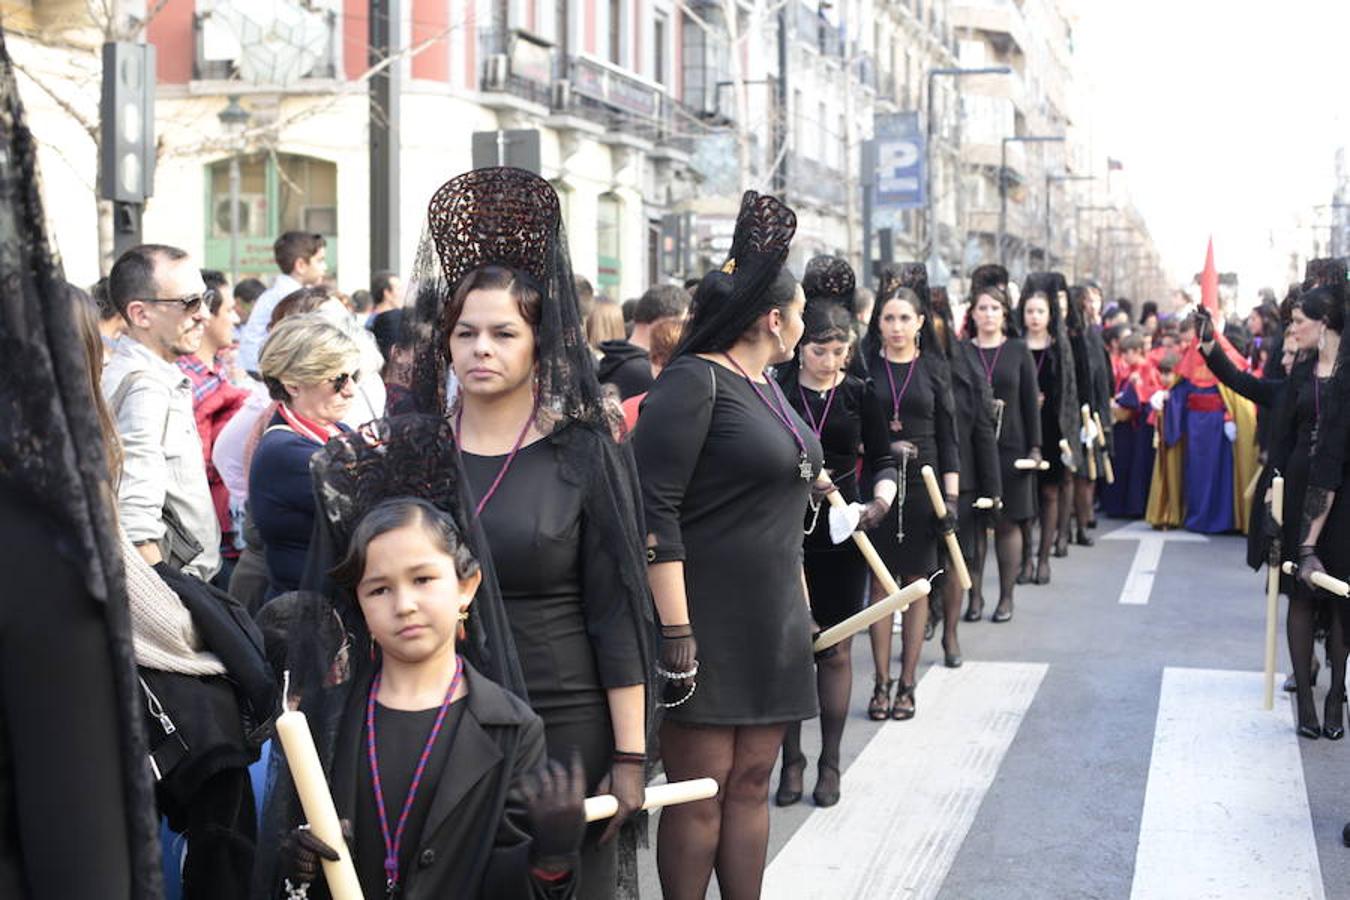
[278, 497, 587, 899]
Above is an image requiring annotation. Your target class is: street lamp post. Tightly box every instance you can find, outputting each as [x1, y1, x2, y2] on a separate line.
[217, 96, 250, 286]
[924, 65, 1011, 265]
[1071, 204, 1115, 282]
[1045, 173, 1095, 268]
[998, 134, 1064, 267]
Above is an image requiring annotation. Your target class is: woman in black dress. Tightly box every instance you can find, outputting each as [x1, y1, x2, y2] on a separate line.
[964, 286, 1041, 622]
[1211, 287, 1348, 739]
[634, 191, 821, 900]
[775, 301, 897, 808]
[1017, 277, 1080, 584]
[862, 281, 960, 721]
[405, 168, 654, 899]
[1067, 281, 1113, 544]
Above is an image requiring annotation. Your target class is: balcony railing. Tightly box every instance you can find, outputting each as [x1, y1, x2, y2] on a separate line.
[553, 54, 673, 141]
[479, 28, 555, 107]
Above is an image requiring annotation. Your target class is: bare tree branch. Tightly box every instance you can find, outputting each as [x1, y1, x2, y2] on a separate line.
[9, 58, 99, 141]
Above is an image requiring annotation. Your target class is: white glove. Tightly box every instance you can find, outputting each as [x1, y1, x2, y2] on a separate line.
[1149, 391, 1166, 412]
[828, 502, 864, 545]
[1224, 421, 1237, 442]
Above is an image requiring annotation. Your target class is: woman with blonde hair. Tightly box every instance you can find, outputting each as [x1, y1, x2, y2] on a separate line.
[249, 314, 360, 597]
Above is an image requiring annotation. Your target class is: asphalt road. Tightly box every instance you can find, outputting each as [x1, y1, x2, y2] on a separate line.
[635, 517, 1350, 899]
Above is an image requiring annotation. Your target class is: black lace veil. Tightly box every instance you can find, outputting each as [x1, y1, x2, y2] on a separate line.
[802, 254, 857, 314]
[0, 28, 163, 897]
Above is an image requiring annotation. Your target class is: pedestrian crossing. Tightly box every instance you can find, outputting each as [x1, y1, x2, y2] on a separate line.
[760, 663, 1330, 900]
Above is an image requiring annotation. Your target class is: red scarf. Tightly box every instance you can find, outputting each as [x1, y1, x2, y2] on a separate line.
[278, 403, 340, 445]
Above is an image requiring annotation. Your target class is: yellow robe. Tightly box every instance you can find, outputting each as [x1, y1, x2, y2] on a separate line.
[1217, 382, 1259, 535]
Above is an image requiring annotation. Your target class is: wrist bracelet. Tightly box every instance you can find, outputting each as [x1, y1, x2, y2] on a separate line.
[655, 660, 699, 680]
[612, 750, 646, 765]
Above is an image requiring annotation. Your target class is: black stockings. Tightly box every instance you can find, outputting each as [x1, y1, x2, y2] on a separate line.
[971, 526, 989, 613]
[1038, 481, 1061, 566]
[992, 518, 1022, 615]
[1288, 588, 1348, 731]
[1057, 478, 1073, 549]
[781, 638, 853, 772]
[942, 560, 964, 657]
[869, 574, 924, 689]
[658, 721, 787, 900]
[1073, 476, 1095, 534]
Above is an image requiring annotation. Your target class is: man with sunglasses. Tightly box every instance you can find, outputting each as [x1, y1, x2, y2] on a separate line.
[102, 244, 221, 581]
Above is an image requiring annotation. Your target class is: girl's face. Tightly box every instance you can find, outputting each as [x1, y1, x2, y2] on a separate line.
[1247, 310, 1264, 336]
[1022, 295, 1050, 334]
[768, 285, 807, 364]
[356, 522, 482, 668]
[450, 287, 537, 399]
[1288, 307, 1322, 353]
[801, 338, 849, 382]
[972, 293, 1005, 338]
[880, 298, 923, 352]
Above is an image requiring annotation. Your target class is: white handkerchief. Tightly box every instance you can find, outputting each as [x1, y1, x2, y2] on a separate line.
[829, 502, 864, 545]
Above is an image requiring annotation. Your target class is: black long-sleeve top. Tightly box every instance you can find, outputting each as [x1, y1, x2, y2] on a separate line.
[1202, 344, 1282, 409]
[969, 337, 1042, 455]
[950, 343, 1002, 497]
[779, 371, 898, 548]
[864, 350, 960, 481]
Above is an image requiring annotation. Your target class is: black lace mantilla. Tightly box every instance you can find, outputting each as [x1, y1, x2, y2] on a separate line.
[428, 166, 559, 293]
[726, 190, 795, 270]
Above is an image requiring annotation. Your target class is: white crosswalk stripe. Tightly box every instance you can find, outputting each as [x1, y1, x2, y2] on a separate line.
[1129, 667, 1324, 900]
[762, 661, 1047, 899]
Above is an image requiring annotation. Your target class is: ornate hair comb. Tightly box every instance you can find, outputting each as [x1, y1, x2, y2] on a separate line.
[802, 255, 856, 301]
[427, 167, 560, 291]
[722, 190, 796, 275]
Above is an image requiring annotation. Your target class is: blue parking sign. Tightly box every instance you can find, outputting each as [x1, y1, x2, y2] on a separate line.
[873, 112, 925, 210]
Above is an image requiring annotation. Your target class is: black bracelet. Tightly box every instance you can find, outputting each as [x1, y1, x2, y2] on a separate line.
[660, 623, 693, 639]
[612, 750, 646, 765]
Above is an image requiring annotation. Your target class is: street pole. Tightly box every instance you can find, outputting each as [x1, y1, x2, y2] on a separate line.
[217, 96, 249, 285]
[924, 66, 1010, 264]
[1045, 174, 1094, 269]
[998, 134, 1064, 267]
[369, 0, 402, 274]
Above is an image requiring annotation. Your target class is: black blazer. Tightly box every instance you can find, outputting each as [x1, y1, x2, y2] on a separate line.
[316, 662, 575, 900]
[950, 344, 1002, 498]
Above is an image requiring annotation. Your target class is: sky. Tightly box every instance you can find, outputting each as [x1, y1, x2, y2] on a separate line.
[1072, 0, 1350, 298]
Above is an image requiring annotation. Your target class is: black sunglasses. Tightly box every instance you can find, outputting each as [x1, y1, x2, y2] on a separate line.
[329, 371, 362, 393]
[141, 293, 205, 315]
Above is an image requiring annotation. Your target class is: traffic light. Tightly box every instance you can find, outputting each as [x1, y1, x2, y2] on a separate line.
[100, 42, 156, 204]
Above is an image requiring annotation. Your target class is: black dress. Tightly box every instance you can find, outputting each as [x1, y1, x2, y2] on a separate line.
[864, 351, 960, 578]
[1310, 379, 1350, 583]
[779, 371, 897, 628]
[463, 429, 647, 898]
[950, 344, 1002, 551]
[1033, 346, 1067, 482]
[969, 338, 1041, 521]
[634, 355, 823, 725]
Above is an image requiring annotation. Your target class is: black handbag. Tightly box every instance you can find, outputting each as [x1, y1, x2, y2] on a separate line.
[154, 563, 278, 751]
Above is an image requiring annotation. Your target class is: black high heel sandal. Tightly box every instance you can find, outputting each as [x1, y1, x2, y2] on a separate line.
[868, 677, 894, 721]
[891, 683, 916, 720]
[1297, 695, 1321, 740]
[775, 754, 805, 806]
[1033, 558, 1051, 585]
[963, 595, 984, 623]
[1052, 536, 1069, 558]
[1074, 527, 1095, 547]
[991, 599, 1014, 623]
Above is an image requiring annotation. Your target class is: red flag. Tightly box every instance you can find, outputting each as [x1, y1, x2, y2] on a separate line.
[1200, 237, 1218, 312]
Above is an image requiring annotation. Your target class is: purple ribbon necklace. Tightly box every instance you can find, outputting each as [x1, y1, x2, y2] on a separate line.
[797, 377, 838, 438]
[723, 353, 814, 481]
[976, 338, 1005, 385]
[367, 655, 465, 896]
[882, 349, 919, 433]
[456, 397, 538, 517]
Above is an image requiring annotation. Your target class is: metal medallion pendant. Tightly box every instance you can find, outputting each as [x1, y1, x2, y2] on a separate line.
[799, 453, 814, 482]
[890, 416, 903, 433]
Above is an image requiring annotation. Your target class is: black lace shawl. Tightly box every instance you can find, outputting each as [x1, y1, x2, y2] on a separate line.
[0, 28, 163, 897]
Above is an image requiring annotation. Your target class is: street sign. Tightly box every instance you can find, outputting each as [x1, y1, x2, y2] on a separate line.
[872, 112, 925, 210]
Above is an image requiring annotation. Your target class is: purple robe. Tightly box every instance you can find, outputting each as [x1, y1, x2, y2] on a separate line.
[1163, 380, 1234, 533]
[1101, 382, 1155, 519]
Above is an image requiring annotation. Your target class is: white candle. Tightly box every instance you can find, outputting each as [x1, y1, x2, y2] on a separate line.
[584, 777, 721, 822]
[274, 709, 365, 900]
